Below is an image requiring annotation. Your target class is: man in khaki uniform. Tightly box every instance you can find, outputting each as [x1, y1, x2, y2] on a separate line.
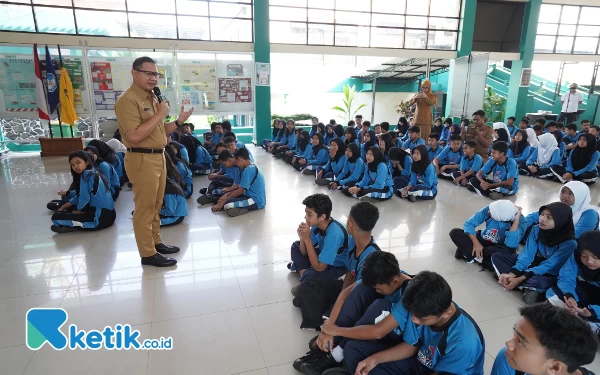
[461, 109, 493, 163]
[115, 56, 193, 267]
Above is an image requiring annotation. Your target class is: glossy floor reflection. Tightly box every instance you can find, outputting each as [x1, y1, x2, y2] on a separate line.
[1, 149, 599, 374]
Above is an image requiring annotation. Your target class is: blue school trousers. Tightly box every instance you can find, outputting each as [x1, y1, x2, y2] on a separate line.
[190, 162, 212, 175]
[208, 179, 234, 196]
[223, 195, 259, 210]
[345, 343, 433, 375]
[52, 207, 116, 230]
[290, 241, 347, 281]
[491, 252, 557, 291]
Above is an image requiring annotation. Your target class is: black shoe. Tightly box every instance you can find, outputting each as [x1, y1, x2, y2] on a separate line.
[292, 349, 327, 371]
[299, 353, 339, 375]
[322, 368, 351, 375]
[308, 335, 319, 351]
[47, 201, 60, 211]
[522, 290, 543, 305]
[199, 188, 207, 195]
[466, 185, 475, 192]
[454, 248, 463, 259]
[141, 253, 177, 267]
[291, 284, 302, 298]
[407, 194, 417, 202]
[127, 182, 133, 188]
[50, 225, 83, 234]
[292, 296, 301, 308]
[197, 195, 214, 205]
[155, 243, 180, 254]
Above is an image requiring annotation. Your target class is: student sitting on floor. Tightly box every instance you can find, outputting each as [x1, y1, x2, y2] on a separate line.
[288, 130, 309, 165]
[210, 148, 266, 217]
[564, 123, 580, 153]
[51, 151, 116, 233]
[205, 122, 224, 152]
[439, 118, 453, 147]
[553, 129, 567, 160]
[434, 134, 463, 179]
[519, 117, 530, 130]
[378, 133, 394, 166]
[451, 200, 526, 268]
[88, 139, 125, 186]
[273, 119, 297, 157]
[361, 130, 378, 160]
[431, 117, 443, 137]
[396, 117, 409, 141]
[426, 133, 443, 161]
[292, 131, 313, 169]
[524, 133, 561, 179]
[287, 193, 349, 281]
[166, 144, 193, 199]
[491, 303, 597, 375]
[83, 146, 121, 201]
[469, 141, 519, 199]
[401, 126, 426, 152]
[489, 127, 510, 157]
[509, 129, 531, 168]
[348, 271, 485, 375]
[396, 144, 438, 202]
[344, 127, 360, 148]
[329, 143, 364, 191]
[492, 202, 576, 305]
[299, 133, 330, 175]
[551, 133, 599, 184]
[325, 124, 336, 145]
[263, 119, 283, 150]
[506, 116, 518, 137]
[334, 124, 345, 139]
[358, 120, 369, 143]
[167, 140, 189, 165]
[106, 138, 129, 183]
[315, 138, 346, 186]
[389, 147, 413, 190]
[223, 131, 246, 151]
[224, 135, 253, 163]
[180, 134, 212, 175]
[343, 147, 393, 203]
[533, 124, 544, 137]
[160, 150, 188, 226]
[198, 150, 242, 205]
[452, 140, 483, 187]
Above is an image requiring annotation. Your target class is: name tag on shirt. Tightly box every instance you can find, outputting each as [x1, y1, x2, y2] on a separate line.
[143, 108, 151, 111]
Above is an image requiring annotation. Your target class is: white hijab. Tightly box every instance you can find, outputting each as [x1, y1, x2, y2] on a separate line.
[493, 122, 510, 139]
[489, 200, 518, 222]
[536, 133, 558, 166]
[562, 181, 595, 225]
[106, 138, 127, 153]
[525, 128, 540, 148]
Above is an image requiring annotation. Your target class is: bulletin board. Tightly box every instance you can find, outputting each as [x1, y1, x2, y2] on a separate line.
[179, 62, 217, 111]
[218, 78, 252, 103]
[0, 55, 37, 113]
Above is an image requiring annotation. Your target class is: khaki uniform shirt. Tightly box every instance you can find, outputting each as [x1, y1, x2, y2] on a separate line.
[114, 84, 166, 149]
[462, 124, 493, 157]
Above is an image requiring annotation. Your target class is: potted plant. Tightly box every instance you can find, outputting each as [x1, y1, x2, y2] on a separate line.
[332, 84, 367, 123]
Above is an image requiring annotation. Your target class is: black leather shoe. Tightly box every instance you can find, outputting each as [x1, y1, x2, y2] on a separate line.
[141, 253, 177, 267]
[155, 243, 180, 254]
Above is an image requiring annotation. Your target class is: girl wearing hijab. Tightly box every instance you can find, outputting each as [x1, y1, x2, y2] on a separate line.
[273, 119, 297, 158]
[397, 144, 438, 202]
[315, 138, 346, 186]
[180, 134, 212, 175]
[509, 129, 531, 167]
[450, 200, 527, 267]
[291, 130, 311, 167]
[489, 127, 510, 157]
[492, 202, 577, 304]
[439, 118, 454, 147]
[493, 122, 512, 141]
[83, 145, 121, 201]
[284, 128, 304, 164]
[431, 117, 444, 137]
[333, 124, 344, 139]
[524, 133, 562, 179]
[551, 133, 599, 184]
[396, 116, 410, 141]
[553, 129, 567, 160]
[388, 146, 413, 191]
[330, 143, 364, 191]
[378, 133, 395, 168]
[343, 146, 393, 202]
[344, 127, 359, 147]
[267, 119, 286, 153]
[546, 231, 600, 329]
[361, 130, 378, 160]
[88, 139, 125, 185]
[323, 124, 335, 146]
[297, 133, 330, 174]
[263, 119, 282, 150]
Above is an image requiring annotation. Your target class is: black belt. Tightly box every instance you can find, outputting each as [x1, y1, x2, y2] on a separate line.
[127, 148, 164, 154]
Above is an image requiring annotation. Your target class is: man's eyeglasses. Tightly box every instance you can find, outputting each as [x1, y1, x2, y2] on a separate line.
[134, 69, 160, 78]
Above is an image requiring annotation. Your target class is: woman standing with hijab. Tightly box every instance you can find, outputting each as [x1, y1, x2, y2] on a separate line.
[492, 202, 577, 304]
[397, 144, 438, 202]
[524, 133, 562, 179]
[409, 79, 437, 141]
[551, 133, 600, 184]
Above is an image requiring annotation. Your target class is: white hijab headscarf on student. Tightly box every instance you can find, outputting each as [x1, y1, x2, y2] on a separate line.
[489, 200, 518, 222]
[525, 128, 540, 148]
[493, 122, 511, 139]
[536, 133, 558, 166]
[562, 181, 595, 225]
[106, 138, 127, 153]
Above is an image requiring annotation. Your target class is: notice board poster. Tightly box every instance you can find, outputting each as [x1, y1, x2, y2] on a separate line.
[226, 64, 244, 76]
[0, 55, 37, 112]
[218, 78, 252, 103]
[91, 62, 113, 91]
[62, 58, 85, 112]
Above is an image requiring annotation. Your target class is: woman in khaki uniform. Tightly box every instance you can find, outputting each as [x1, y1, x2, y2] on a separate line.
[409, 79, 437, 141]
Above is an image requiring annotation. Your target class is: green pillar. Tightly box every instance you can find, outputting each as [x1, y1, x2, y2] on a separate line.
[505, 0, 542, 121]
[253, 0, 271, 143]
[445, 0, 477, 117]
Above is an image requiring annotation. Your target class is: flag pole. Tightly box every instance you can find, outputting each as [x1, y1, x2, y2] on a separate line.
[50, 46, 64, 139]
[34, 44, 53, 138]
[57, 45, 74, 138]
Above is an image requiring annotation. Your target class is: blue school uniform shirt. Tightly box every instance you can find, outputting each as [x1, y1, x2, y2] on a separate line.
[459, 154, 483, 173]
[480, 158, 519, 192]
[211, 133, 223, 144]
[506, 125, 518, 137]
[389, 280, 412, 336]
[161, 193, 188, 218]
[175, 160, 193, 198]
[179, 145, 190, 164]
[110, 158, 124, 182]
[566, 150, 600, 176]
[563, 133, 578, 146]
[356, 162, 394, 191]
[440, 127, 451, 145]
[239, 164, 266, 209]
[195, 145, 213, 165]
[310, 218, 349, 267]
[436, 146, 463, 165]
[509, 144, 531, 164]
[286, 133, 297, 149]
[511, 225, 576, 278]
[525, 209, 599, 239]
[402, 137, 426, 152]
[220, 164, 242, 184]
[526, 148, 562, 167]
[402, 305, 485, 375]
[324, 134, 335, 145]
[427, 146, 443, 161]
[342, 236, 379, 282]
[464, 206, 526, 249]
[323, 155, 346, 176]
[491, 347, 595, 375]
[336, 158, 365, 185]
[409, 163, 438, 194]
[97, 160, 120, 194]
[307, 148, 330, 166]
[392, 156, 413, 178]
[299, 144, 313, 159]
[558, 142, 567, 160]
[69, 170, 114, 211]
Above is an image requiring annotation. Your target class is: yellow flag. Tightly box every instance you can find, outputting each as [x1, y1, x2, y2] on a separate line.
[59, 67, 78, 126]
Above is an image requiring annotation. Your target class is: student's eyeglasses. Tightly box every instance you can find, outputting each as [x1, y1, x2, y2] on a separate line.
[135, 69, 160, 78]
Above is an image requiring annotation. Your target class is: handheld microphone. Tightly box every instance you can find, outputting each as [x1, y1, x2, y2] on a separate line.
[152, 87, 163, 103]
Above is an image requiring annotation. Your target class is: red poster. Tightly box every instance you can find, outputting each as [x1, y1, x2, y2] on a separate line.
[218, 78, 252, 103]
[91, 62, 114, 91]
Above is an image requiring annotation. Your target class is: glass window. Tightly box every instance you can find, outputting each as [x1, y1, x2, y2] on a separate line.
[555, 36, 574, 53]
[371, 14, 405, 28]
[537, 23, 558, 35]
[429, 0, 460, 18]
[560, 6, 579, 25]
[372, 0, 405, 14]
[573, 37, 598, 54]
[370, 27, 404, 48]
[335, 25, 369, 47]
[74, 0, 126, 11]
[34, 7, 76, 34]
[0, 4, 35, 32]
[270, 6, 306, 22]
[335, 0, 370, 12]
[406, 0, 429, 16]
[3, 0, 31, 3]
[308, 9, 333, 23]
[176, 0, 208, 16]
[577, 26, 600, 37]
[579, 7, 600, 26]
[128, 13, 177, 38]
[210, 18, 252, 42]
[429, 17, 458, 31]
[75, 10, 129, 36]
[127, 0, 176, 14]
[178, 15, 210, 40]
[209, 2, 251, 19]
[336, 11, 366, 26]
[406, 16, 428, 29]
[539, 4, 560, 23]
[215, 0, 251, 3]
[270, 0, 306, 6]
[33, 0, 72, 5]
[428, 30, 456, 50]
[534, 35, 556, 53]
[405, 29, 426, 49]
[308, 24, 333, 45]
[270, 21, 306, 44]
[308, 0, 333, 9]
[558, 24, 576, 36]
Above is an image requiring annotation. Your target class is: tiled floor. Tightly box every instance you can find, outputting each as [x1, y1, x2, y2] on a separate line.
[0, 148, 599, 375]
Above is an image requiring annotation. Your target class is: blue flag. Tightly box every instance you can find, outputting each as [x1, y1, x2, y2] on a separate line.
[45, 46, 59, 114]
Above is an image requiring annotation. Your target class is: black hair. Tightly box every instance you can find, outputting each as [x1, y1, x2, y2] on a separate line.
[345, 143, 360, 163]
[221, 120, 232, 132]
[164, 146, 186, 190]
[566, 123, 578, 132]
[302, 193, 332, 219]
[317, 123, 326, 134]
[556, 122, 564, 129]
[362, 120, 371, 128]
[492, 141, 509, 154]
[83, 145, 101, 163]
[234, 147, 251, 160]
[361, 251, 400, 287]
[223, 131, 236, 139]
[460, 118, 470, 127]
[409, 125, 420, 134]
[379, 133, 394, 156]
[519, 303, 597, 373]
[374, 123, 381, 128]
[380, 122, 390, 131]
[533, 124, 543, 133]
[495, 128, 509, 143]
[472, 109, 485, 117]
[444, 118, 453, 125]
[464, 140, 477, 149]
[222, 136, 236, 145]
[520, 118, 530, 125]
[545, 121, 557, 129]
[348, 120, 355, 127]
[211, 122, 218, 131]
[132, 56, 156, 70]
[434, 117, 443, 124]
[284, 121, 296, 137]
[180, 134, 203, 164]
[508, 116, 516, 121]
[333, 124, 344, 138]
[428, 133, 440, 141]
[388, 146, 407, 166]
[88, 139, 118, 165]
[402, 271, 452, 318]
[592, 125, 600, 132]
[535, 118, 547, 126]
[214, 142, 226, 151]
[581, 119, 591, 125]
[355, 114, 363, 119]
[325, 124, 334, 134]
[167, 142, 187, 165]
[349, 201, 379, 232]
[329, 119, 336, 126]
[449, 134, 462, 142]
[68, 150, 109, 193]
[298, 130, 310, 152]
[218, 149, 235, 162]
[312, 116, 319, 122]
